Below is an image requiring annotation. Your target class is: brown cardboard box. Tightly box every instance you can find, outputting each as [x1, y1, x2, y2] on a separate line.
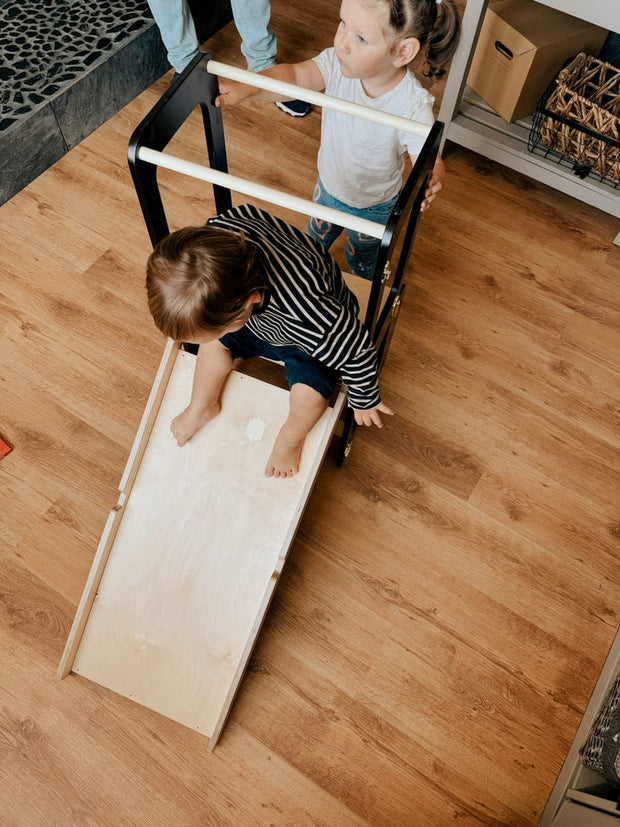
[467, 0, 608, 122]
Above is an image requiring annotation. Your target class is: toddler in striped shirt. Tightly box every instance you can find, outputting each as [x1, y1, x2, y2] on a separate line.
[146, 204, 393, 479]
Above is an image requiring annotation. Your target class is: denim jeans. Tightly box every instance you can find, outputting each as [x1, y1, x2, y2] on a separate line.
[147, 0, 276, 73]
[219, 326, 338, 400]
[307, 178, 397, 280]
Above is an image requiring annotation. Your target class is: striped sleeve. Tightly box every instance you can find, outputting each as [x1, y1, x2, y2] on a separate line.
[312, 302, 381, 410]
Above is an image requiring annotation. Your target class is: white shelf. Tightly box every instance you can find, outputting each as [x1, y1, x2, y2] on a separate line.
[438, 0, 620, 240]
[446, 90, 620, 219]
[537, 627, 620, 826]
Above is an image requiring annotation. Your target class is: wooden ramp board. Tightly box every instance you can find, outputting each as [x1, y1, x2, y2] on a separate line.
[59, 343, 345, 749]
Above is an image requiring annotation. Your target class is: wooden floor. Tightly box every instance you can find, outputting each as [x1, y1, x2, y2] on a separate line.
[1, 1, 619, 824]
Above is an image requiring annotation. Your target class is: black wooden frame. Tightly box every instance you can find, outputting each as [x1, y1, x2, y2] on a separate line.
[127, 52, 443, 465]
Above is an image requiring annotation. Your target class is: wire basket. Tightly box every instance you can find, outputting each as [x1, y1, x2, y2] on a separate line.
[528, 53, 620, 187]
[579, 670, 620, 787]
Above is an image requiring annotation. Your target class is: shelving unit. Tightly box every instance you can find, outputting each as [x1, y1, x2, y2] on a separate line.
[538, 627, 620, 826]
[438, 0, 620, 243]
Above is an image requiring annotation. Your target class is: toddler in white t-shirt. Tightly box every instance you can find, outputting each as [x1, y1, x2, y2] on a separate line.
[216, 0, 461, 278]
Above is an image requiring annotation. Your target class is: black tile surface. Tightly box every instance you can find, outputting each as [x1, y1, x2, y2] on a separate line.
[0, 0, 232, 204]
[0, 105, 66, 203]
[51, 26, 169, 150]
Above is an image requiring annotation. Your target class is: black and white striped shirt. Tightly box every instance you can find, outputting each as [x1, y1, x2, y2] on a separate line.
[208, 204, 380, 410]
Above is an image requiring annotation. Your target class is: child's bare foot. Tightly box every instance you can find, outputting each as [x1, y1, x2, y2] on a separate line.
[170, 402, 220, 446]
[265, 428, 304, 478]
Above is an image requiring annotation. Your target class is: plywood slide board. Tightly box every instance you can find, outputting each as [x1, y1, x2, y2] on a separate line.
[59, 344, 345, 749]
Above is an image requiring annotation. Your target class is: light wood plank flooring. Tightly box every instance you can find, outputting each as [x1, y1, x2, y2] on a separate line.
[0, 2, 618, 824]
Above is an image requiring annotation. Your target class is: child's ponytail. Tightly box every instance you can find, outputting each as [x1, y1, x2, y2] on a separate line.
[387, 0, 462, 80]
[425, 0, 461, 79]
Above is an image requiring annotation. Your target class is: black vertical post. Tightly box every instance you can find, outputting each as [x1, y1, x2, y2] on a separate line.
[336, 122, 444, 465]
[128, 53, 231, 246]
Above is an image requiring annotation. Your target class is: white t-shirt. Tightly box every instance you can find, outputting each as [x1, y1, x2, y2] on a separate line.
[312, 47, 435, 208]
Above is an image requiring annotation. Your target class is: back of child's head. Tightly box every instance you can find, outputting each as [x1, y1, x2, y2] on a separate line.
[146, 225, 268, 341]
[385, 0, 461, 79]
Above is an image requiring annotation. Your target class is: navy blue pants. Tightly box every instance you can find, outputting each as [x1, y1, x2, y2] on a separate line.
[219, 325, 338, 400]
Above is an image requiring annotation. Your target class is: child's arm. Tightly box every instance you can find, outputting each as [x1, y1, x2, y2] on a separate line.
[215, 60, 325, 108]
[408, 153, 446, 212]
[312, 304, 392, 429]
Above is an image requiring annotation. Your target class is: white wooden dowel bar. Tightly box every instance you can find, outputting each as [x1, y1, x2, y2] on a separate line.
[207, 59, 432, 138]
[137, 147, 386, 239]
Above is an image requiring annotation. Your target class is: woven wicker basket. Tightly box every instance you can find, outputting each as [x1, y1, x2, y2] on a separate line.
[528, 53, 620, 185]
[580, 670, 620, 787]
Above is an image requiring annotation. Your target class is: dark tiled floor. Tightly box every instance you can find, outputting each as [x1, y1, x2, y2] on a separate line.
[1, 0, 234, 205]
[0, 0, 168, 203]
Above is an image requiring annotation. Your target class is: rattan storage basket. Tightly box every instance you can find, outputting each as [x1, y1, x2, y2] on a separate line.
[528, 52, 620, 186]
[580, 669, 620, 788]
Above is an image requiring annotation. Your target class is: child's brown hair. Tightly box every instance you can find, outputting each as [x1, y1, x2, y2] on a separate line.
[385, 0, 461, 79]
[146, 225, 269, 341]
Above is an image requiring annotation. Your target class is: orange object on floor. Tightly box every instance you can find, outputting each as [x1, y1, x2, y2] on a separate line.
[0, 437, 12, 459]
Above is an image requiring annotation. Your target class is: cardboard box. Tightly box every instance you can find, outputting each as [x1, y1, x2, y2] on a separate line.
[467, 0, 608, 122]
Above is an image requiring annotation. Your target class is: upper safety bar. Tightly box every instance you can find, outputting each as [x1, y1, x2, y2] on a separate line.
[208, 60, 431, 137]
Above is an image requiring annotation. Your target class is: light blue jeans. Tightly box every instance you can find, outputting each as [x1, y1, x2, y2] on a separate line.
[307, 178, 397, 280]
[147, 0, 276, 74]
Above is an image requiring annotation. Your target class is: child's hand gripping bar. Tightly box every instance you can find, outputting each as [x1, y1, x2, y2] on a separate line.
[135, 59, 433, 238]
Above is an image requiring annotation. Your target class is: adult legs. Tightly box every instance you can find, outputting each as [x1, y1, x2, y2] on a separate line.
[229, 0, 277, 71]
[146, 0, 199, 74]
[147, 0, 275, 75]
[230, 0, 310, 115]
[148, 0, 309, 113]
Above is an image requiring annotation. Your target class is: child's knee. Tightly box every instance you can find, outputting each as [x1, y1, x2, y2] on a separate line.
[346, 231, 379, 253]
[307, 216, 335, 247]
[345, 234, 379, 279]
[290, 382, 329, 408]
